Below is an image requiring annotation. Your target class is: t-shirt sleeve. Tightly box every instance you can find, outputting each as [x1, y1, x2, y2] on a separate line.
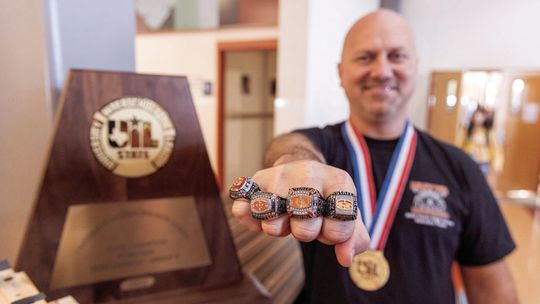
[455, 154, 516, 266]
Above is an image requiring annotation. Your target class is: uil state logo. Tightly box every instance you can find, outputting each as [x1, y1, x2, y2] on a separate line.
[89, 97, 176, 177]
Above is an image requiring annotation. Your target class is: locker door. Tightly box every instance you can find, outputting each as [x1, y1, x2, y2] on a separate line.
[427, 72, 463, 145]
[499, 76, 540, 191]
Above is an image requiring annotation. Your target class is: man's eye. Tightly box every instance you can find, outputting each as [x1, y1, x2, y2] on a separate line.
[389, 52, 408, 62]
[355, 54, 372, 62]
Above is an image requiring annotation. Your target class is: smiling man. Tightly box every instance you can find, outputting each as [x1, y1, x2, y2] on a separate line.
[340, 10, 417, 139]
[231, 9, 517, 304]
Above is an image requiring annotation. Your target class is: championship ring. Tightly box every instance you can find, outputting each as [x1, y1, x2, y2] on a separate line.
[325, 191, 358, 221]
[349, 250, 390, 291]
[250, 192, 287, 220]
[229, 177, 260, 200]
[286, 187, 324, 218]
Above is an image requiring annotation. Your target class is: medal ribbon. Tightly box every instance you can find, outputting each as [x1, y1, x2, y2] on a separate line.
[342, 120, 417, 250]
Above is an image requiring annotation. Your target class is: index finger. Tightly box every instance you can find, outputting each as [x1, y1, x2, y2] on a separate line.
[231, 199, 262, 232]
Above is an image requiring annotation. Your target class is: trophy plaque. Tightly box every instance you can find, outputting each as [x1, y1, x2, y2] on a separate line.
[16, 70, 245, 303]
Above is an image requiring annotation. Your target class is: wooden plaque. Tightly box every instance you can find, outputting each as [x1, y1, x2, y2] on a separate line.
[16, 70, 243, 302]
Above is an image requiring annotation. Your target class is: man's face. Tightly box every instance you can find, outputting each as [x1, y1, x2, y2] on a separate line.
[339, 17, 418, 124]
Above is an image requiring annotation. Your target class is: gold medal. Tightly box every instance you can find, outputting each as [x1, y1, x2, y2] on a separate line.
[349, 250, 390, 291]
[343, 122, 416, 292]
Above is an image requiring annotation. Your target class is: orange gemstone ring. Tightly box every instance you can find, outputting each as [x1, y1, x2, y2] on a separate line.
[250, 191, 287, 220]
[286, 187, 324, 218]
[229, 176, 260, 200]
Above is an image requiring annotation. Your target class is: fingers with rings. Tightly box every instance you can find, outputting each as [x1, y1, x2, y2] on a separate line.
[317, 172, 358, 246]
[248, 191, 290, 237]
[325, 191, 358, 221]
[286, 187, 325, 219]
[229, 176, 262, 232]
[250, 192, 287, 220]
[283, 186, 323, 242]
[229, 176, 260, 200]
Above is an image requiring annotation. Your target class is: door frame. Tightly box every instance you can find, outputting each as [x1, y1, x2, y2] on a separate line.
[216, 39, 277, 189]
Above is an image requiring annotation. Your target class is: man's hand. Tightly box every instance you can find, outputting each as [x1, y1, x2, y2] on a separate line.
[231, 160, 370, 267]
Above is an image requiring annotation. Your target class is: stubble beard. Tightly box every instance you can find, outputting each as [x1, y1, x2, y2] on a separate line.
[357, 93, 403, 122]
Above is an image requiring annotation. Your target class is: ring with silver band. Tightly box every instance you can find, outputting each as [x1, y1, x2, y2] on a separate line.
[229, 176, 260, 200]
[286, 187, 324, 219]
[325, 191, 358, 221]
[250, 191, 287, 220]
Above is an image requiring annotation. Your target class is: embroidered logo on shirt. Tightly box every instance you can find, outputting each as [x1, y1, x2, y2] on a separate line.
[405, 181, 455, 229]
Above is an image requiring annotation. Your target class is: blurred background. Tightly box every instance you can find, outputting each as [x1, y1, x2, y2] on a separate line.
[1, 0, 539, 302]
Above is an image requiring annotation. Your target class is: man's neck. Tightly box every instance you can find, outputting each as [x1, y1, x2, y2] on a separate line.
[349, 115, 408, 139]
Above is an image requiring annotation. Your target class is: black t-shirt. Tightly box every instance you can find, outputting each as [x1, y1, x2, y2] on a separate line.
[294, 122, 515, 304]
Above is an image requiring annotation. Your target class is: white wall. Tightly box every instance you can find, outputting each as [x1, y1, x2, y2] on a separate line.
[197, 0, 219, 28]
[47, 0, 135, 92]
[402, 0, 540, 129]
[135, 27, 278, 172]
[274, 0, 309, 135]
[275, 0, 380, 135]
[0, 1, 51, 263]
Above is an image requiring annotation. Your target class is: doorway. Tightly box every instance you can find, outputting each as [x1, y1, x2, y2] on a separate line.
[427, 70, 540, 193]
[217, 40, 277, 190]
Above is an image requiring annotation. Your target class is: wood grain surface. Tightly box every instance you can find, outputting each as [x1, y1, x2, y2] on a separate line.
[16, 70, 243, 303]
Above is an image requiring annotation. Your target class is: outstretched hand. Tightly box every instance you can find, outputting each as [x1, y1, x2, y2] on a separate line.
[231, 160, 370, 267]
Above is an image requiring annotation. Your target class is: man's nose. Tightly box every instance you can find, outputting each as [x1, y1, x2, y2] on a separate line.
[370, 55, 392, 79]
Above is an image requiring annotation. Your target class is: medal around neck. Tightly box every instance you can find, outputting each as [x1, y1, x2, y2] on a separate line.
[349, 250, 390, 291]
[342, 121, 417, 291]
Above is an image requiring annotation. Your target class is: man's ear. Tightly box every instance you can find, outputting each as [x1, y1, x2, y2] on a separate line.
[337, 62, 343, 87]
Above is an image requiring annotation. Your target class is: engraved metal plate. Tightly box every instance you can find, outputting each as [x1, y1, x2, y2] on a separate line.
[50, 197, 211, 290]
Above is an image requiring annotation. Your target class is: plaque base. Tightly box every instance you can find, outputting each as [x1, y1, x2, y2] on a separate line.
[111, 275, 270, 304]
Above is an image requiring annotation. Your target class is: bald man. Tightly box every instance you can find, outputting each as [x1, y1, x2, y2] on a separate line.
[232, 9, 517, 304]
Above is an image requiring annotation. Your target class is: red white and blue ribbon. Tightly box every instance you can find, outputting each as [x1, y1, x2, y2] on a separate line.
[341, 120, 417, 250]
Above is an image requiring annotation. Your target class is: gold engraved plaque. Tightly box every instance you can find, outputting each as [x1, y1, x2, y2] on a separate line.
[89, 96, 176, 178]
[349, 250, 390, 291]
[50, 197, 211, 290]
